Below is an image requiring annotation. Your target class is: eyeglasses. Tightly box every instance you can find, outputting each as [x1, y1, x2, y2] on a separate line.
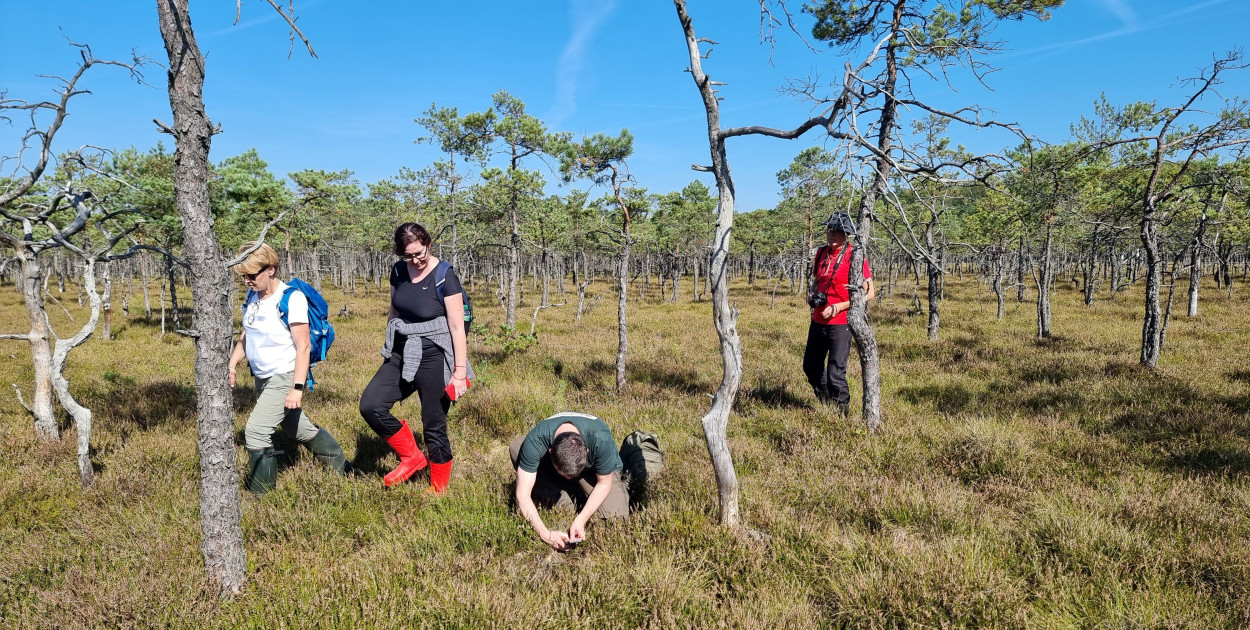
[243, 267, 270, 281]
[400, 249, 428, 262]
[246, 302, 258, 325]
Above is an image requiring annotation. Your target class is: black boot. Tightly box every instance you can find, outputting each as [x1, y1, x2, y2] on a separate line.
[305, 428, 351, 475]
[836, 401, 850, 417]
[247, 447, 279, 494]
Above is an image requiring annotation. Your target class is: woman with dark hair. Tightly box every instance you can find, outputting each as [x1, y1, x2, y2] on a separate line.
[359, 222, 472, 494]
[803, 212, 874, 416]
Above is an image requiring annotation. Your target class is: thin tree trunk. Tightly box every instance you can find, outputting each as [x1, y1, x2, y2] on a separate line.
[1161, 256, 1180, 352]
[507, 209, 520, 328]
[16, 250, 59, 440]
[1187, 195, 1217, 317]
[51, 256, 104, 488]
[992, 251, 1005, 320]
[841, 0, 907, 435]
[156, 0, 247, 597]
[926, 259, 940, 341]
[1036, 221, 1054, 339]
[677, 0, 741, 528]
[141, 251, 153, 318]
[1140, 212, 1162, 368]
[616, 228, 630, 392]
[1016, 234, 1026, 303]
[101, 261, 113, 340]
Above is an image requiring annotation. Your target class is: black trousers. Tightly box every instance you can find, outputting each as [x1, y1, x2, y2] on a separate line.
[803, 322, 852, 404]
[358, 340, 453, 463]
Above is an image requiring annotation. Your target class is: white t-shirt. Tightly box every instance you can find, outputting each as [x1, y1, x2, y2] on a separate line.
[242, 282, 309, 379]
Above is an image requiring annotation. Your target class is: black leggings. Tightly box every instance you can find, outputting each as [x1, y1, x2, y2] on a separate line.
[803, 322, 851, 404]
[359, 341, 453, 463]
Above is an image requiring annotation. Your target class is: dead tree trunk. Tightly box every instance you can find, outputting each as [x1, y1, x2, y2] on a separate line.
[50, 255, 103, 488]
[11, 249, 58, 439]
[1036, 219, 1054, 339]
[1140, 207, 1163, 368]
[1187, 194, 1218, 317]
[677, 0, 742, 528]
[100, 260, 113, 340]
[992, 249, 1006, 320]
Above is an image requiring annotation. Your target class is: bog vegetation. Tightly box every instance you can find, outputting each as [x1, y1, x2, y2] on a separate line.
[1, 271, 1248, 627]
[4, 0, 1250, 625]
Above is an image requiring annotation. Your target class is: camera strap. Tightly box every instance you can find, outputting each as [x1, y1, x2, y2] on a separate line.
[810, 244, 849, 297]
[818, 245, 850, 281]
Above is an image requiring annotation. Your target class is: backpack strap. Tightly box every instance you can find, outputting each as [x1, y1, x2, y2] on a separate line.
[276, 283, 319, 391]
[242, 289, 257, 319]
[276, 285, 299, 330]
[435, 260, 450, 303]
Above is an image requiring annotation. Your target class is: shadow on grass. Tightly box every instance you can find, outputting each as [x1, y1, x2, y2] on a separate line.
[1164, 445, 1250, 476]
[566, 359, 612, 390]
[350, 431, 393, 478]
[741, 379, 811, 410]
[630, 359, 706, 395]
[91, 379, 198, 434]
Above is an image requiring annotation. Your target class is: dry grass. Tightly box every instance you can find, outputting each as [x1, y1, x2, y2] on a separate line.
[1, 271, 1248, 628]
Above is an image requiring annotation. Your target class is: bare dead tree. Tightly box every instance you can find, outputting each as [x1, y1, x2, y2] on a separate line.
[674, 0, 750, 529]
[1, 43, 142, 440]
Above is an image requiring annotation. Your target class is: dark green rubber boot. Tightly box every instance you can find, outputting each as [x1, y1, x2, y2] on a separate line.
[305, 428, 350, 475]
[247, 447, 279, 494]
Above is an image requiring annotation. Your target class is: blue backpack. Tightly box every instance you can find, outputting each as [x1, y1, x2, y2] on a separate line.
[435, 261, 473, 324]
[243, 278, 335, 391]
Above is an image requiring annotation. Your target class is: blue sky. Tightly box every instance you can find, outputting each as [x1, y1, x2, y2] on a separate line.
[2, 1, 1248, 212]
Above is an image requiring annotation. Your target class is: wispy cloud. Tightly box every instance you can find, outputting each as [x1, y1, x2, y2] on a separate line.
[1097, 0, 1137, 29]
[1003, 0, 1228, 65]
[546, 0, 617, 128]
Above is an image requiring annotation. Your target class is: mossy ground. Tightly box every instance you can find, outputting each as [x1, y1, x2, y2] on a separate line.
[1, 272, 1247, 628]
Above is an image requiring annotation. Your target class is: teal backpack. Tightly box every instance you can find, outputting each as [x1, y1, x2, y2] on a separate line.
[434, 261, 474, 324]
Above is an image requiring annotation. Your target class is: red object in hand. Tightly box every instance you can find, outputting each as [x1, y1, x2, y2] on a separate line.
[445, 378, 470, 401]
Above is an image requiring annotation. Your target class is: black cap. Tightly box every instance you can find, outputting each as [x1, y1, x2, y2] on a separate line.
[820, 212, 857, 236]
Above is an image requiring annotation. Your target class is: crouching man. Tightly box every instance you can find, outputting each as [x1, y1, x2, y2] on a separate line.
[510, 412, 629, 551]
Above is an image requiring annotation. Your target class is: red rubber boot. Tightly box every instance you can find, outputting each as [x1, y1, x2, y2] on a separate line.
[383, 419, 428, 487]
[426, 460, 452, 496]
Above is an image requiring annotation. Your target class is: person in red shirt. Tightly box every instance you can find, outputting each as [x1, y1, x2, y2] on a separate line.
[804, 212, 875, 415]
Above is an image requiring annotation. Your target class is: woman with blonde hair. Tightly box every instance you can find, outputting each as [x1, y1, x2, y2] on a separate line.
[228, 242, 350, 493]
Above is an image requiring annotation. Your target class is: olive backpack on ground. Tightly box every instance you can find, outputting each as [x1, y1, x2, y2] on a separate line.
[618, 430, 665, 493]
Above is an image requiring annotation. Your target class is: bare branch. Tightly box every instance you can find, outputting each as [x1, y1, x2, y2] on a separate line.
[11, 384, 33, 413]
[222, 207, 292, 267]
[107, 243, 190, 268]
[259, 0, 318, 59]
[757, 0, 816, 61]
[0, 43, 143, 207]
[153, 118, 176, 135]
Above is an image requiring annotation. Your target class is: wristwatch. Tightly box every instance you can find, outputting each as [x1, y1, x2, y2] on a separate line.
[293, 383, 306, 391]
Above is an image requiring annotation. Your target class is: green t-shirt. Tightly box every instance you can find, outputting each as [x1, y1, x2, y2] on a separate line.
[516, 412, 622, 476]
